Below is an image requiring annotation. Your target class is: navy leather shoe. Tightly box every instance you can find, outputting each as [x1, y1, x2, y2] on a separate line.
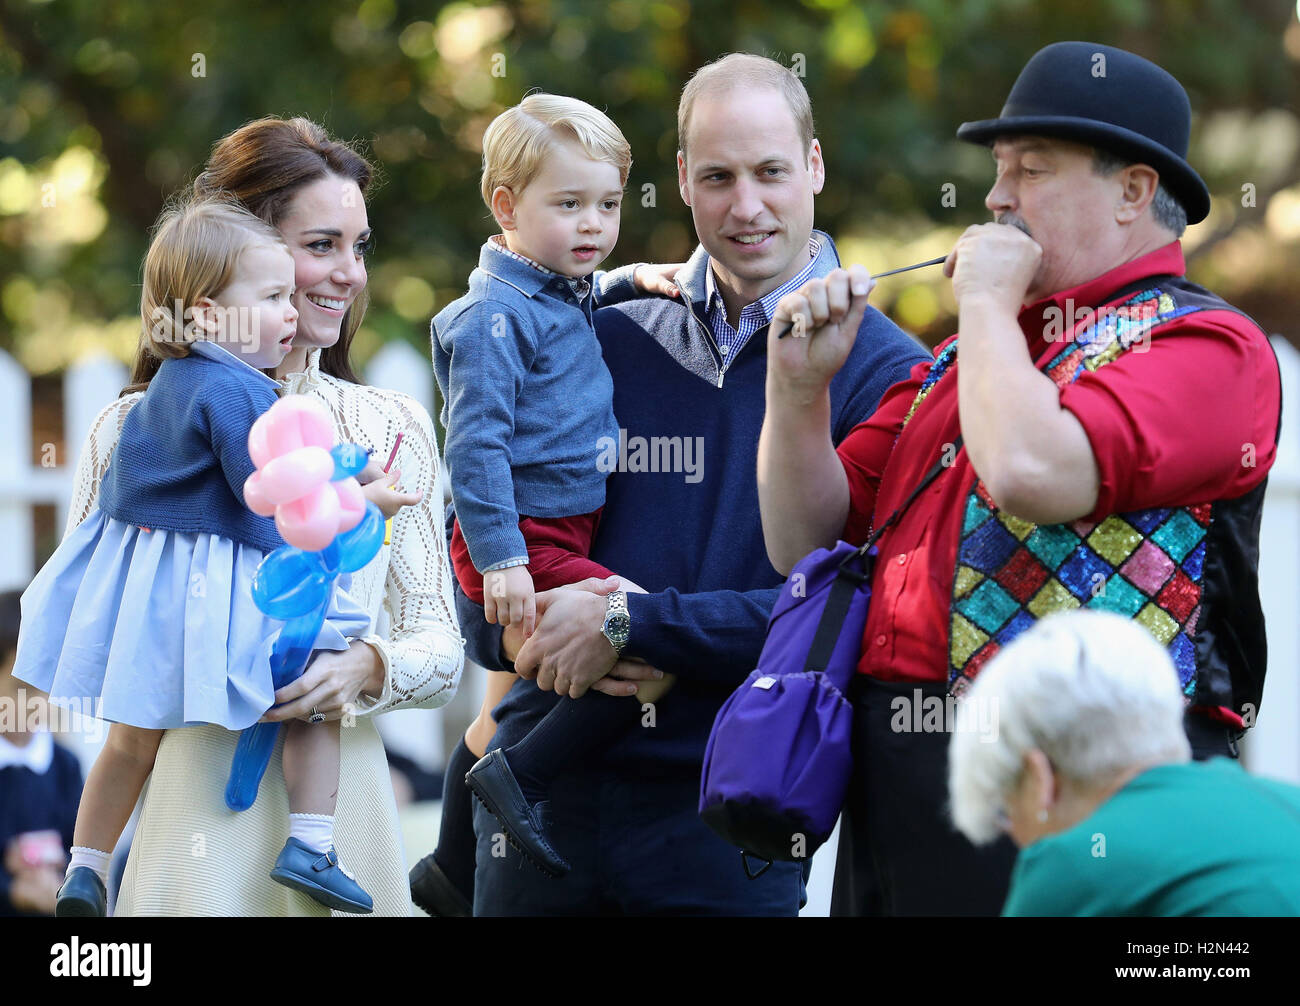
[409, 853, 472, 917]
[270, 838, 374, 913]
[465, 750, 570, 877]
[55, 867, 107, 917]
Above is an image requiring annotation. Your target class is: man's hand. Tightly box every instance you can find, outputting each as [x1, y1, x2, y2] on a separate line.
[944, 223, 1043, 314]
[514, 587, 616, 698]
[500, 574, 621, 666]
[948, 222, 1099, 524]
[591, 658, 665, 697]
[632, 263, 683, 298]
[768, 266, 876, 406]
[483, 565, 536, 636]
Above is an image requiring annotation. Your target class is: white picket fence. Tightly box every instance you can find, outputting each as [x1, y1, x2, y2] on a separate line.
[1244, 337, 1300, 783]
[5, 338, 1300, 788]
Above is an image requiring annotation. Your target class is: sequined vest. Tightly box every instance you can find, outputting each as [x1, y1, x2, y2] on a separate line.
[924, 277, 1273, 721]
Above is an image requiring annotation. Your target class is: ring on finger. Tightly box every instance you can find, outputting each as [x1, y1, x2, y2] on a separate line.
[309, 706, 325, 724]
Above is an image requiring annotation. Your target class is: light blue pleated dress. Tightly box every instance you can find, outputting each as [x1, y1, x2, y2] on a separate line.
[14, 341, 371, 732]
[14, 511, 370, 732]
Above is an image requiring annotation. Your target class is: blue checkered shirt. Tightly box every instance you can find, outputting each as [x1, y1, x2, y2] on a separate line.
[704, 236, 822, 362]
[489, 234, 591, 301]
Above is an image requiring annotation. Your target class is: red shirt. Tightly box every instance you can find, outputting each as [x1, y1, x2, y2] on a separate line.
[837, 243, 1280, 696]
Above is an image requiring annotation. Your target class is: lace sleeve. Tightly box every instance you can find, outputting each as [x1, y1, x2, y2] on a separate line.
[63, 394, 141, 541]
[351, 389, 465, 715]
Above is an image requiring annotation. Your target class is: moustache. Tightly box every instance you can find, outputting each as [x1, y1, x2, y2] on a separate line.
[996, 214, 1034, 239]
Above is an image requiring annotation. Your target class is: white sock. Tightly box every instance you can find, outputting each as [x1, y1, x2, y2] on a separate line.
[68, 847, 112, 884]
[289, 813, 334, 853]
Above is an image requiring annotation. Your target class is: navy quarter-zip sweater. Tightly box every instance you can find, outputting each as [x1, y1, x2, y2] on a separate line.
[451, 231, 930, 775]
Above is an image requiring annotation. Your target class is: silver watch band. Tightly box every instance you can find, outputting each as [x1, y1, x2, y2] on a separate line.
[603, 590, 630, 653]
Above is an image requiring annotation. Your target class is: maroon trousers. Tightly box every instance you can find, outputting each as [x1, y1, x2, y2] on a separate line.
[449, 508, 614, 604]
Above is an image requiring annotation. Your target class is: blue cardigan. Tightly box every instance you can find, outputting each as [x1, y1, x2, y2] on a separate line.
[99, 340, 285, 552]
[452, 230, 931, 774]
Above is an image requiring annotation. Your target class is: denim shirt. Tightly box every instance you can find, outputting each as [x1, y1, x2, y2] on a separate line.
[431, 241, 637, 572]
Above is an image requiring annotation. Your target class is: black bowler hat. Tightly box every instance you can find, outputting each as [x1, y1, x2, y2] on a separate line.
[957, 41, 1211, 224]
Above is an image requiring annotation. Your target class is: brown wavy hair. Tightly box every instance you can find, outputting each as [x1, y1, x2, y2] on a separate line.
[125, 117, 375, 393]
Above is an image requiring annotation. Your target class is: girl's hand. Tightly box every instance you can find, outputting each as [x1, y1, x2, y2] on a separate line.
[632, 263, 684, 298]
[483, 565, 536, 636]
[262, 639, 385, 723]
[357, 457, 422, 520]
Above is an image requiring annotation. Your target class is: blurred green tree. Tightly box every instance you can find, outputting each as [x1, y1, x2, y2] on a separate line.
[1, 0, 1297, 379]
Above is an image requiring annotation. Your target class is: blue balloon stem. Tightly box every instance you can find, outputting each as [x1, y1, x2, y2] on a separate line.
[225, 498, 384, 812]
[225, 592, 332, 812]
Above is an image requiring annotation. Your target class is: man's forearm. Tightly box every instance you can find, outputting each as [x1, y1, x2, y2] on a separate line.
[758, 382, 849, 575]
[957, 296, 1099, 522]
[626, 585, 782, 688]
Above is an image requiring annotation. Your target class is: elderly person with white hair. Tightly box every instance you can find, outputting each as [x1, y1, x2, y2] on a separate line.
[950, 610, 1300, 916]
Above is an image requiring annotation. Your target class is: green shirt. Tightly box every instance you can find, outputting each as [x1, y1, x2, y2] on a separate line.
[1002, 758, 1300, 916]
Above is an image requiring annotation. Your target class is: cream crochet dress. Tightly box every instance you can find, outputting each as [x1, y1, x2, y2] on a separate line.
[66, 348, 465, 916]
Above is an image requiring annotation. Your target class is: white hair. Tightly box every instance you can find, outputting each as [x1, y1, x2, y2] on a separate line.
[948, 610, 1191, 845]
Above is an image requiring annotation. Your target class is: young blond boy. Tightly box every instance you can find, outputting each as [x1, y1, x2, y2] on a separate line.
[428, 94, 674, 889]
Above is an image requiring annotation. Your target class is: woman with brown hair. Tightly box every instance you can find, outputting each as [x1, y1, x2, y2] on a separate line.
[66, 117, 464, 915]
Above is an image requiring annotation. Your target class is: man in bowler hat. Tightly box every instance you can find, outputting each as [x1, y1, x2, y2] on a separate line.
[758, 42, 1283, 914]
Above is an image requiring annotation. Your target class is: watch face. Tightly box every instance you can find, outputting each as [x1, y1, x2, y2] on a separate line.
[605, 612, 631, 646]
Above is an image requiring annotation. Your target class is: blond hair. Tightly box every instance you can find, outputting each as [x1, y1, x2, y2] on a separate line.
[138, 196, 287, 362]
[678, 53, 815, 163]
[480, 93, 632, 209]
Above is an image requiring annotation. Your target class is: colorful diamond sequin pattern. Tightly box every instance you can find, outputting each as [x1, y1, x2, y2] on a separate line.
[949, 483, 1212, 696]
[1045, 288, 1198, 390]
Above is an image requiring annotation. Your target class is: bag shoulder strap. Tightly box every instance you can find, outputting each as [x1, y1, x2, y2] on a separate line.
[855, 432, 963, 561]
[803, 434, 962, 675]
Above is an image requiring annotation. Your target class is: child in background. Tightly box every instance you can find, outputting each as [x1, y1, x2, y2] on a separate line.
[0, 590, 83, 916]
[430, 94, 675, 879]
[13, 199, 374, 915]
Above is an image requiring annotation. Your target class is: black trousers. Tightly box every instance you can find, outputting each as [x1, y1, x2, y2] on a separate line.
[830, 677, 1017, 916]
[829, 677, 1238, 917]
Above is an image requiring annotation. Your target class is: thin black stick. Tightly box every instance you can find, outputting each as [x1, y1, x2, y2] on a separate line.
[774, 255, 948, 338]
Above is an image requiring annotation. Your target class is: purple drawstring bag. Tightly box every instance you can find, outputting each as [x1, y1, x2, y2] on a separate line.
[698, 540, 873, 867]
[699, 436, 960, 873]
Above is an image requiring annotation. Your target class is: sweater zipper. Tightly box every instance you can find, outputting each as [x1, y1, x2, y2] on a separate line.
[678, 280, 729, 388]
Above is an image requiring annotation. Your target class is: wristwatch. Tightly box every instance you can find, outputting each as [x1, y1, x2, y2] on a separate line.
[601, 590, 631, 654]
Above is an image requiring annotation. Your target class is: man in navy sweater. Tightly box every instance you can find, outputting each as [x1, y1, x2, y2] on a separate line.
[452, 53, 929, 915]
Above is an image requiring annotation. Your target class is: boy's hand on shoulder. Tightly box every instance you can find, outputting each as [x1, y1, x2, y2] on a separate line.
[484, 564, 537, 637]
[632, 263, 684, 299]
